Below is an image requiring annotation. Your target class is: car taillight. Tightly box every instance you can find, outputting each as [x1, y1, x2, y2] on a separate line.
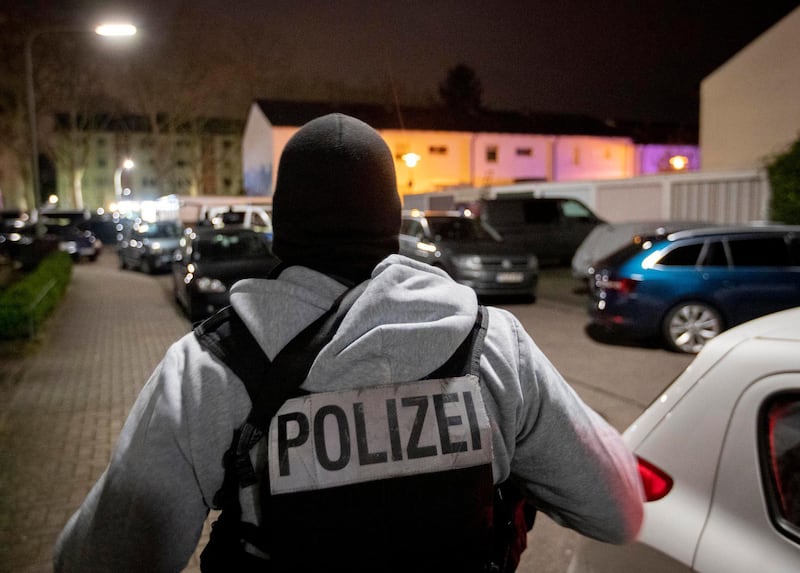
[598, 277, 639, 294]
[637, 456, 673, 501]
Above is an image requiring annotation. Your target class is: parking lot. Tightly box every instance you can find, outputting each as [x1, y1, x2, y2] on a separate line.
[1, 249, 693, 572]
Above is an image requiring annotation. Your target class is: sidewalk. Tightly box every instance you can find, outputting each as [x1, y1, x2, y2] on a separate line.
[0, 250, 207, 572]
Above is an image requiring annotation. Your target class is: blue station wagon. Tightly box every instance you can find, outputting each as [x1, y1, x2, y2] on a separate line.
[589, 225, 800, 353]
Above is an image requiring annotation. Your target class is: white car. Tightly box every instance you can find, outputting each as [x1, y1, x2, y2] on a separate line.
[568, 306, 800, 572]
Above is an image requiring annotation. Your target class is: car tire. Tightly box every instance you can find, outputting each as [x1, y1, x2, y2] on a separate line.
[140, 258, 153, 274]
[662, 301, 724, 354]
[119, 256, 128, 270]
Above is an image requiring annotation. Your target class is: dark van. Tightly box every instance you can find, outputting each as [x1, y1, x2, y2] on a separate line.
[476, 197, 603, 265]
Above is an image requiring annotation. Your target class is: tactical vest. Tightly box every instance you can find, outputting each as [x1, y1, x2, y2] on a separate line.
[194, 283, 533, 572]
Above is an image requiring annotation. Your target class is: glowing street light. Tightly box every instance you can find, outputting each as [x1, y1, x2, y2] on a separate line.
[114, 158, 135, 202]
[25, 20, 136, 217]
[668, 155, 689, 171]
[401, 152, 421, 191]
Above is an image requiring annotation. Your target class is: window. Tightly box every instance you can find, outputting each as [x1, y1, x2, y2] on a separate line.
[560, 200, 592, 219]
[699, 240, 728, 267]
[400, 219, 423, 240]
[97, 158, 107, 168]
[761, 394, 800, 539]
[486, 146, 498, 163]
[429, 145, 448, 155]
[515, 148, 532, 157]
[728, 236, 790, 267]
[658, 242, 703, 266]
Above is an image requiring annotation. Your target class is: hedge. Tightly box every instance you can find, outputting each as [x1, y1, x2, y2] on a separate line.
[0, 252, 73, 339]
[766, 133, 800, 225]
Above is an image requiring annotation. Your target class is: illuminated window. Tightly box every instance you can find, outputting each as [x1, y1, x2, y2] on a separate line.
[573, 147, 580, 165]
[486, 146, 498, 163]
[429, 145, 448, 155]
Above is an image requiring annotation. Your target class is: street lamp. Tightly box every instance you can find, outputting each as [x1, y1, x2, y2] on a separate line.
[114, 158, 135, 203]
[401, 152, 421, 191]
[24, 21, 137, 218]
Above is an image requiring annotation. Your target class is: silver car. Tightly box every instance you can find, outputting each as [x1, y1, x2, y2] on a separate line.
[569, 307, 800, 572]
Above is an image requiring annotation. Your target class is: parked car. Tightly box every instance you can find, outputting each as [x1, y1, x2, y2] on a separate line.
[399, 210, 538, 300]
[204, 205, 273, 245]
[473, 196, 604, 266]
[118, 219, 182, 274]
[568, 306, 800, 573]
[172, 225, 279, 321]
[571, 219, 713, 280]
[589, 225, 800, 353]
[42, 221, 101, 262]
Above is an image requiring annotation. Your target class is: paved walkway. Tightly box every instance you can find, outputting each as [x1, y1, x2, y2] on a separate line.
[0, 249, 209, 572]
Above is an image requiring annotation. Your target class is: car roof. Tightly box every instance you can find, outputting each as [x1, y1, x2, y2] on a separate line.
[188, 224, 256, 238]
[665, 223, 800, 242]
[402, 209, 465, 218]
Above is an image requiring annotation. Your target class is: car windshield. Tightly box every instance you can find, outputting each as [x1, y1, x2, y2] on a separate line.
[426, 217, 498, 242]
[197, 232, 270, 260]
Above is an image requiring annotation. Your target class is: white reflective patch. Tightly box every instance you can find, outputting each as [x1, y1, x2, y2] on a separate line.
[268, 376, 492, 494]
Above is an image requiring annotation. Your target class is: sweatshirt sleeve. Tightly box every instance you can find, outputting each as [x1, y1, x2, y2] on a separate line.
[498, 313, 644, 544]
[54, 340, 216, 573]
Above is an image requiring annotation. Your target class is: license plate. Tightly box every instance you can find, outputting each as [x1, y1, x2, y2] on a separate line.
[496, 272, 524, 283]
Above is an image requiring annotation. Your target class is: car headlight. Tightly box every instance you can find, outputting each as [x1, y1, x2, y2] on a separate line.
[527, 255, 539, 270]
[196, 277, 227, 293]
[149, 241, 162, 252]
[451, 255, 483, 270]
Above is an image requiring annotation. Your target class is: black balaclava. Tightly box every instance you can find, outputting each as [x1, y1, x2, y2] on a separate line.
[272, 113, 401, 283]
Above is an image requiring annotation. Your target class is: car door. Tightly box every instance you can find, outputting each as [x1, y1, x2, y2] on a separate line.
[721, 235, 800, 325]
[693, 369, 800, 572]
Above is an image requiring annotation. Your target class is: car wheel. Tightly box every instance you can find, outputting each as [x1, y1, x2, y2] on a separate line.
[662, 301, 723, 354]
[119, 256, 128, 270]
[140, 258, 153, 274]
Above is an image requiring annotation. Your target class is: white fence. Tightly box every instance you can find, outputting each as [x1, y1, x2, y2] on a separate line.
[403, 169, 772, 224]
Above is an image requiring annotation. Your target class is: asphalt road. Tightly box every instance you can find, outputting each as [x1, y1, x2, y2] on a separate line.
[155, 265, 694, 572]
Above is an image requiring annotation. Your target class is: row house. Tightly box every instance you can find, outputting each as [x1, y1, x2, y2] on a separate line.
[243, 99, 699, 202]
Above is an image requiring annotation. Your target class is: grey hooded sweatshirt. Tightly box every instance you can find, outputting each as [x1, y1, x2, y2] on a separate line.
[54, 254, 643, 572]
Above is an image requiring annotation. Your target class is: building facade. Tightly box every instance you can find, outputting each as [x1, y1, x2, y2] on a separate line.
[48, 115, 244, 212]
[243, 100, 699, 202]
[700, 6, 800, 170]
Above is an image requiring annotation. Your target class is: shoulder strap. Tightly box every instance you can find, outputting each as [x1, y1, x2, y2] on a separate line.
[195, 282, 368, 487]
[194, 306, 270, 399]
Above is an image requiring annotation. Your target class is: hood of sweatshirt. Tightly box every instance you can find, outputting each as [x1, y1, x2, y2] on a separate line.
[229, 254, 479, 392]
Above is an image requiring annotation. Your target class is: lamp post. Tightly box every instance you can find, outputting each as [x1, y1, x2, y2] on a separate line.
[114, 158, 135, 204]
[401, 152, 421, 192]
[24, 21, 136, 219]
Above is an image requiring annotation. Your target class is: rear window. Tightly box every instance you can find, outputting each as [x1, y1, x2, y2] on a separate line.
[198, 232, 269, 260]
[658, 242, 703, 266]
[426, 217, 497, 242]
[761, 394, 800, 541]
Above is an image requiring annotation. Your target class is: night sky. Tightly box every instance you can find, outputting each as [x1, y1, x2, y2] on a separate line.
[16, 1, 800, 123]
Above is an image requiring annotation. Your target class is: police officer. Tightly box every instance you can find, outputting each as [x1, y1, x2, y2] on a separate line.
[55, 113, 643, 572]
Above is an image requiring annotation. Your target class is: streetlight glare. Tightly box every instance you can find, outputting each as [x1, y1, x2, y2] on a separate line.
[95, 23, 137, 37]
